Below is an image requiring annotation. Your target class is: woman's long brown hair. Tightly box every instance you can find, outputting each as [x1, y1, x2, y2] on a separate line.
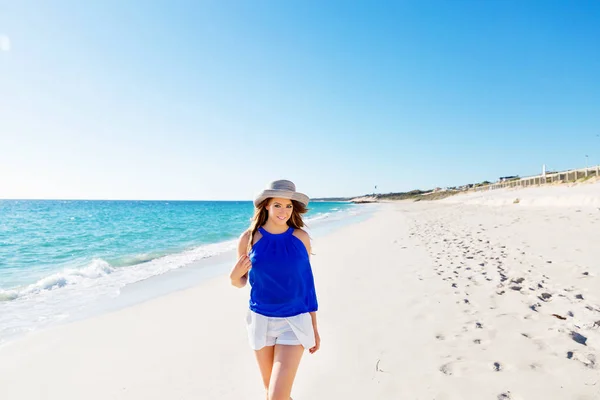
[246, 198, 308, 254]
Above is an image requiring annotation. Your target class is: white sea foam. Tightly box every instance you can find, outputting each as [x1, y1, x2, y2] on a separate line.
[305, 205, 365, 225]
[307, 213, 331, 222]
[0, 239, 237, 345]
[1, 259, 116, 301]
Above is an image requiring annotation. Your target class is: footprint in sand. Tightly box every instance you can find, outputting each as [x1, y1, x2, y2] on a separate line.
[568, 351, 597, 369]
[570, 331, 588, 346]
[529, 303, 542, 312]
[538, 292, 552, 302]
[439, 363, 454, 375]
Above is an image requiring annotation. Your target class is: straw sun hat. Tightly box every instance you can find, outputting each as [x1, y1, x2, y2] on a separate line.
[254, 180, 309, 207]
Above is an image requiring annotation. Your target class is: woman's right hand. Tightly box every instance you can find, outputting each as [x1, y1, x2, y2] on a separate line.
[229, 254, 252, 284]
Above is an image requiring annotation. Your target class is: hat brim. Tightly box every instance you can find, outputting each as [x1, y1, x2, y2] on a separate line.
[254, 190, 309, 207]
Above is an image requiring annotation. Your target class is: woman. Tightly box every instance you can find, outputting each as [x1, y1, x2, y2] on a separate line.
[229, 179, 320, 400]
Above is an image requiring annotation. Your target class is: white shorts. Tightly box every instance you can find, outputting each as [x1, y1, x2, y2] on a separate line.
[246, 310, 315, 351]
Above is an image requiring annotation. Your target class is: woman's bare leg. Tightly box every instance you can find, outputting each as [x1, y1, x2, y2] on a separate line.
[268, 344, 304, 400]
[254, 345, 275, 399]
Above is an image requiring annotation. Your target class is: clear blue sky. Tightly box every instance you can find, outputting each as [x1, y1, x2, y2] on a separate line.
[1, 1, 599, 200]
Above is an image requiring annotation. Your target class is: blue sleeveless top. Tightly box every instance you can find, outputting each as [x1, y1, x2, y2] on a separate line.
[248, 226, 318, 318]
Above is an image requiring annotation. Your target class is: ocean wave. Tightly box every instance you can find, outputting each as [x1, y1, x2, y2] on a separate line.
[0, 239, 237, 304]
[0, 259, 115, 302]
[307, 212, 331, 222]
[0, 238, 241, 344]
[305, 205, 365, 225]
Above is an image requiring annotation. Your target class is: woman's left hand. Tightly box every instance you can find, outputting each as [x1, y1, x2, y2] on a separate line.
[309, 329, 320, 354]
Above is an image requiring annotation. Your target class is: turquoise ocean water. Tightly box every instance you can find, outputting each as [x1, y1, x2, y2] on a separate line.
[0, 200, 366, 344]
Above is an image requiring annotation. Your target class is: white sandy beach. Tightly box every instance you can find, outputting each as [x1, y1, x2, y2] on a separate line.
[1, 184, 600, 399]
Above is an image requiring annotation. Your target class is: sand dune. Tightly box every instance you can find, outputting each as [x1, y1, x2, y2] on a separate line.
[443, 181, 600, 207]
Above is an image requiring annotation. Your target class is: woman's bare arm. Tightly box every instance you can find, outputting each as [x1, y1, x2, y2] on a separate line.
[229, 231, 250, 288]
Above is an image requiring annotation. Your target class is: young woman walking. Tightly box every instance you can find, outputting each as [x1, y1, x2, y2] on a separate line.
[230, 180, 320, 400]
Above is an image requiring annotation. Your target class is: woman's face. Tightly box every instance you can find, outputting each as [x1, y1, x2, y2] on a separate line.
[266, 197, 293, 226]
